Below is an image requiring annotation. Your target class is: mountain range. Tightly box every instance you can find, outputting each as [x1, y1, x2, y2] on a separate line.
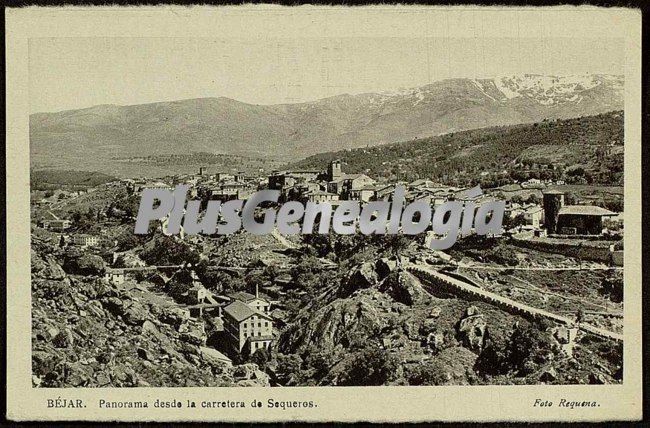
[30, 74, 623, 168]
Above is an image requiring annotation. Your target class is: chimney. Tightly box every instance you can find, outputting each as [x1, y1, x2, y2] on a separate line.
[255, 283, 259, 299]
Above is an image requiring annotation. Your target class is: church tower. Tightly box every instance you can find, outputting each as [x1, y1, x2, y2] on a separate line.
[328, 159, 342, 181]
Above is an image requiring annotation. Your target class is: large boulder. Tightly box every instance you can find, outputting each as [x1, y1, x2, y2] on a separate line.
[279, 291, 390, 353]
[376, 258, 398, 279]
[426, 331, 446, 352]
[457, 307, 488, 352]
[339, 262, 378, 297]
[230, 363, 270, 386]
[33, 254, 67, 280]
[101, 297, 125, 316]
[231, 364, 270, 387]
[63, 254, 106, 276]
[378, 272, 427, 306]
[52, 329, 74, 348]
[64, 361, 95, 387]
[158, 307, 189, 330]
[122, 301, 149, 325]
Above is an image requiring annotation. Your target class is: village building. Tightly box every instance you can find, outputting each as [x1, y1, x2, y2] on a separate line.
[523, 205, 544, 229]
[72, 234, 100, 248]
[189, 283, 209, 304]
[544, 190, 617, 235]
[104, 267, 126, 285]
[556, 205, 617, 235]
[136, 181, 172, 193]
[304, 189, 339, 203]
[222, 300, 274, 354]
[328, 173, 376, 198]
[214, 172, 235, 182]
[521, 178, 543, 188]
[228, 288, 272, 314]
[507, 204, 545, 228]
[39, 218, 72, 232]
[375, 184, 398, 201]
[348, 184, 377, 202]
[268, 172, 296, 191]
[268, 170, 321, 191]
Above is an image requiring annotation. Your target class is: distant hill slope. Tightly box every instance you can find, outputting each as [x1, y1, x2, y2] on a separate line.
[288, 111, 624, 187]
[31, 170, 116, 189]
[31, 74, 623, 169]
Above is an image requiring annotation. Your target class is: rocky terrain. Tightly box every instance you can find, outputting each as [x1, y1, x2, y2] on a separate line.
[31, 182, 623, 388]
[273, 252, 622, 386]
[31, 241, 270, 388]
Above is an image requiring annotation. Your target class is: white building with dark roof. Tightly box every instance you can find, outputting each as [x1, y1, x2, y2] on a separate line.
[223, 300, 274, 354]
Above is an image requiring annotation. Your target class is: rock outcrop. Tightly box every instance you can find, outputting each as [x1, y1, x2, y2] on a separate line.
[31, 261, 268, 388]
[457, 306, 488, 353]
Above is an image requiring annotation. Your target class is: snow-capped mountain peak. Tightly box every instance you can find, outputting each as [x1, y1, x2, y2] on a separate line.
[493, 74, 622, 106]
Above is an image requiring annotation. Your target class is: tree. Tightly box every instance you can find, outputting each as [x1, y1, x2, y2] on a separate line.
[338, 346, 400, 386]
[140, 236, 200, 266]
[510, 195, 524, 205]
[526, 194, 540, 205]
[503, 213, 527, 230]
[381, 235, 412, 267]
[290, 255, 322, 294]
[274, 353, 303, 385]
[116, 230, 145, 251]
[504, 322, 555, 375]
[250, 348, 270, 371]
[72, 208, 97, 231]
[564, 192, 578, 205]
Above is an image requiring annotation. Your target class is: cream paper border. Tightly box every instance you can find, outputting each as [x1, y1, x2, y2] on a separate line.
[5, 5, 643, 422]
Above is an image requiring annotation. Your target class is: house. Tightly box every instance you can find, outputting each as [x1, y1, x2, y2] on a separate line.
[40, 219, 72, 232]
[556, 205, 617, 235]
[268, 172, 296, 190]
[409, 179, 441, 189]
[328, 174, 376, 198]
[326, 178, 345, 195]
[268, 170, 321, 191]
[523, 205, 544, 229]
[104, 268, 126, 285]
[375, 184, 397, 201]
[341, 174, 376, 194]
[214, 172, 235, 182]
[209, 188, 240, 202]
[189, 283, 209, 304]
[305, 190, 339, 203]
[223, 300, 274, 354]
[228, 288, 271, 314]
[73, 234, 99, 247]
[521, 178, 543, 188]
[349, 185, 376, 202]
[138, 181, 172, 192]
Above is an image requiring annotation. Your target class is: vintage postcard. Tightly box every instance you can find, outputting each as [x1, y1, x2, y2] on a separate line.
[5, 5, 643, 423]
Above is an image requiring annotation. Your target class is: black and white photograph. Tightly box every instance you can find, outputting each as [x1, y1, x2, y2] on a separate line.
[6, 5, 642, 423]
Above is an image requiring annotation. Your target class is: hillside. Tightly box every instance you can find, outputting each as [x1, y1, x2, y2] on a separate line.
[30, 74, 623, 175]
[288, 111, 624, 187]
[31, 170, 117, 190]
[31, 181, 623, 387]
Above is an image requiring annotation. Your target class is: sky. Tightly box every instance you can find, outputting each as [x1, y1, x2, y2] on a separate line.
[29, 37, 623, 113]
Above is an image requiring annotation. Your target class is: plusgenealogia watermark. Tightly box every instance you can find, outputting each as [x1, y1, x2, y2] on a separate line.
[134, 184, 505, 250]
